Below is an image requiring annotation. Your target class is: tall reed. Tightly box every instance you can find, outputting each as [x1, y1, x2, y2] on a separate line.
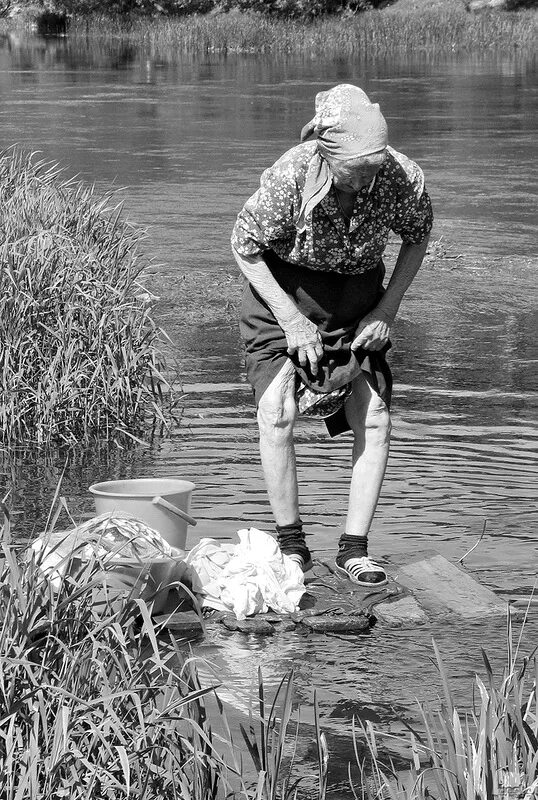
[2, 499, 536, 798]
[358, 635, 538, 800]
[0, 505, 328, 799]
[0, 148, 171, 446]
[68, 5, 537, 57]
[0, 510, 254, 799]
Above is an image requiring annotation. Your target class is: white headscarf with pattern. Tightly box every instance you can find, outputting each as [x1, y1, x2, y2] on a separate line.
[297, 84, 388, 232]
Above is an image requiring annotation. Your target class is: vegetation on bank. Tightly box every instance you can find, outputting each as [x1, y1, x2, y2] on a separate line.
[0, 149, 171, 447]
[0, 507, 327, 799]
[2, 505, 537, 799]
[66, 3, 537, 57]
[3, 0, 537, 19]
[2, 0, 536, 53]
[0, 516, 236, 798]
[2, 0, 386, 21]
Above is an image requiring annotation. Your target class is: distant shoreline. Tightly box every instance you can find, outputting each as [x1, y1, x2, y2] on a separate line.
[2, 1, 536, 56]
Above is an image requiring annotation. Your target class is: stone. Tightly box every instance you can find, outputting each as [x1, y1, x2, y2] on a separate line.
[395, 553, 507, 619]
[373, 596, 429, 627]
[220, 616, 275, 635]
[300, 614, 370, 633]
[153, 610, 203, 635]
[270, 618, 297, 632]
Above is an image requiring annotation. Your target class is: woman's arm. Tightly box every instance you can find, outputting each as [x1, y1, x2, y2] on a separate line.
[232, 248, 324, 375]
[377, 236, 430, 320]
[351, 236, 429, 351]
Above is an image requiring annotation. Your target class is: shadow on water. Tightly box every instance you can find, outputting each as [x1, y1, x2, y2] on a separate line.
[0, 30, 536, 788]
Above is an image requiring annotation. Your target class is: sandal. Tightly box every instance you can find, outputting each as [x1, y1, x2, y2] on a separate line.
[334, 555, 387, 586]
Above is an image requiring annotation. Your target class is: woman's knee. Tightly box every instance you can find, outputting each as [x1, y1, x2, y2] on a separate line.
[257, 362, 297, 438]
[364, 398, 391, 444]
[347, 385, 391, 443]
[257, 389, 297, 441]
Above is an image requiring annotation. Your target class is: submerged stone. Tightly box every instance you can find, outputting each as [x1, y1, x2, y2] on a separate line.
[221, 615, 275, 635]
[300, 614, 370, 633]
[154, 610, 203, 635]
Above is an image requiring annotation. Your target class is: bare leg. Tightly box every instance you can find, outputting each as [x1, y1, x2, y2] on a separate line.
[257, 359, 299, 526]
[344, 371, 391, 537]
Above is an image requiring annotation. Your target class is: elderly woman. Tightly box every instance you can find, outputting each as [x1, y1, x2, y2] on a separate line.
[231, 84, 433, 585]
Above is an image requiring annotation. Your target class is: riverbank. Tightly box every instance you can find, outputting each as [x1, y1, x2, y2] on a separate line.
[2, 0, 536, 55]
[70, 4, 537, 56]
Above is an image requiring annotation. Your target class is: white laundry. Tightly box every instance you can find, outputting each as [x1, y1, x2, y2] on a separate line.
[185, 528, 305, 620]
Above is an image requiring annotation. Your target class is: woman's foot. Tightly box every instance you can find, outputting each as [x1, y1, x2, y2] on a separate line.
[276, 521, 313, 573]
[286, 551, 313, 572]
[335, 533, 387, 586]
[334, 555, 387, 586]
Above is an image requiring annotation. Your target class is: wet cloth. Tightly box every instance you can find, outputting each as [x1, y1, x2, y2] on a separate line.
[231, 143, 433, 275]
[240, 253, 392, 437]
[185, 528, 306, 620]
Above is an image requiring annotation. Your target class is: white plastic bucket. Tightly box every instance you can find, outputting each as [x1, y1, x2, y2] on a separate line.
[89, 478, 196, 551]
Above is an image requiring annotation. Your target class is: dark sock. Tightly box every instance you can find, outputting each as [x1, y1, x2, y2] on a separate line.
[276, 520, 303, 539]
[276, 520, 311, 563]
[335, 533, 368, 566]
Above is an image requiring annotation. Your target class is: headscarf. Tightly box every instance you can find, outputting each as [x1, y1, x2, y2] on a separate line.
[296, 84, 388, 232]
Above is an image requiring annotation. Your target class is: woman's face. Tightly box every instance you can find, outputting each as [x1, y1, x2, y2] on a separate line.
[329, 150, 387, 194]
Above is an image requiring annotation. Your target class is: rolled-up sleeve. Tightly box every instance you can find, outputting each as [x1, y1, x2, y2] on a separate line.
[231, 163, 297, 257]
[390, 154, 433, 244]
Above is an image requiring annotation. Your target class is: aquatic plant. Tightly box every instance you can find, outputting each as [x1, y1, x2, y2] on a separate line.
[2, 497, 536, 798]
[0, 148, 172, 446]
[358, 635, 538, 800]
[0, 506, 329, 799]
[0, 510, 233, 798]
[239, 669, 329, 799]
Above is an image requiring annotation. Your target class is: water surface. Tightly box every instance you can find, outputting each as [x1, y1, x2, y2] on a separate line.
[0, 31, 536, 789]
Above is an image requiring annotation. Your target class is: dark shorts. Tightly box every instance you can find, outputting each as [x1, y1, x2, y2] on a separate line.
[239, 251, 392, 436]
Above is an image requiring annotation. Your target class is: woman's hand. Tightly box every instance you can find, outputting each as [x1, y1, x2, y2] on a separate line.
[351, 308, 393, 352]
[282, 314, 324, 376]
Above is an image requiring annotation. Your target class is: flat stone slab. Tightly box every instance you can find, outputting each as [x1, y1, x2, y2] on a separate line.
[393, 552, 508, 619]
[302, 560, 403, 614]
[221, 615, 275, 635]
[374, 595, 429, 627]
[153, 610, 204, 635]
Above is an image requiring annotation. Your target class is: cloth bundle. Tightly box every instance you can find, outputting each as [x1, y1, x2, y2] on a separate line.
[31, 512, 181, 591]
[185, 528, 306, 620]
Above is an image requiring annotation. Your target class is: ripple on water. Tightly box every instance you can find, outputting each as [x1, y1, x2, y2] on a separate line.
[166, 384, 537, 584]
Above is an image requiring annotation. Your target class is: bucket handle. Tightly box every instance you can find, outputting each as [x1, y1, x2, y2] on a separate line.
[152, 496, 197, 527]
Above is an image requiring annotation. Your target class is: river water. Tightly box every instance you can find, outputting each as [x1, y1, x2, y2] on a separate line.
[1, 29, 537, 790]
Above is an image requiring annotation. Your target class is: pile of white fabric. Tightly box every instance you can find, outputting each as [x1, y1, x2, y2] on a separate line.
[185, 528, 306, 620]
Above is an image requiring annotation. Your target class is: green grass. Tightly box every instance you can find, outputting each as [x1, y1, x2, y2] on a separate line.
[0, 148, 173, 446]
[66, 4, 538, 57]
[2, 501, 536, 798]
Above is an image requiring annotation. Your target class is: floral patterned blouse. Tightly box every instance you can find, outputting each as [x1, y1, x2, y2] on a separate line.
[231, 142, 433, 275]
